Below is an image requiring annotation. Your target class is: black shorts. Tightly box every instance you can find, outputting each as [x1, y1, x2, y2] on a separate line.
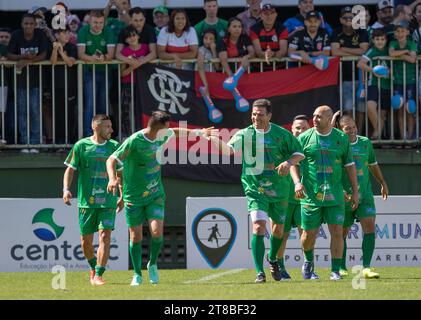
[367, 86, 391, 110]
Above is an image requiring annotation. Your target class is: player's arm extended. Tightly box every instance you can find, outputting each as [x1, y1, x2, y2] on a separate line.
[369, 164, 389, 200]
[345, 163, 359, 210]
[208, 136, 234, 156]
[172, 127, 218, 139]
[106, 156, 120, 195]
[63, 166, 74, 205]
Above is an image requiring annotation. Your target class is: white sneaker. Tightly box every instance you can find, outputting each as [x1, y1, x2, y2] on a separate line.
[21, 148, 30, 153]
[29, 148, 39, 154]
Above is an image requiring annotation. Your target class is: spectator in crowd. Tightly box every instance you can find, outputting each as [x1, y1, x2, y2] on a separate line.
[82, 13, 91, 26]
[249, 3, 288, 70]
[118, 26, 145, 139]
[412, 2, 421, 52]
[288, 11, 331, 66]
[391, 4, 413, 25]
[195, 0, 228, 46]
[284, 0, 333, 37]
[358, 28, 391, 140]
[153, 6, 170, 36]
[50, 27, 78, 145]
[389, 20, 417, 140]
[0, 27, 12, 146]
[331, 6, 369, 132]
[55, 2, 71, 17]
[116, 7, 157, 67]
[0, 27, 11, 59]
[32, 9, 56, 43]
[157, 9, 198, 70]
[77, 10, 116, 136]
[197, 28, 220, 97]
[67, 14, 81, 46]
[237, 0, 262, 35]
[217, 17, 255, 77]
[7, 13, 49, 152]
[104, 0, 131, 41]
[372, 0, 395, 42]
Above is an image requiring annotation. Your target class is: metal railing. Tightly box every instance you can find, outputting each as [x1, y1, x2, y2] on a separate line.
[0, 56, 420, 151]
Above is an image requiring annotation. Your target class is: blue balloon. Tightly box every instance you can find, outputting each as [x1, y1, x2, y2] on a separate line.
[392, 94, 403, 110]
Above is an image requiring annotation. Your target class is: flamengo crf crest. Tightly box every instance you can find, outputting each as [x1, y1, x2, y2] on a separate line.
[147, 68, 191, 115]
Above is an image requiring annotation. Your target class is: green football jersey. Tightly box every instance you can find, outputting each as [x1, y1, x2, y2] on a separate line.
[195, 18, 228, 46]
[228, 123, 303, 202]
[298, 128, 354, 207]
[389, 40, 417, 85]
[65, 137, 121, 208]
[342, 135, 377, 203]
[111, 129, 175, 206]
[77, 24, 115, 69]
[362, 46, 391, 90]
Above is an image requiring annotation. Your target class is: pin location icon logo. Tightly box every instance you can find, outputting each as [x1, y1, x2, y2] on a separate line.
[192, 208, 237, 269]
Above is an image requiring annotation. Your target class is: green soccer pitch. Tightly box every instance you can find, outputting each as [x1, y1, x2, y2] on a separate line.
[0, 267, 420, 300]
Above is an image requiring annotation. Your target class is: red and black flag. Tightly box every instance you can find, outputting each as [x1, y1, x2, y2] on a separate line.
[135, 58, 339, 183]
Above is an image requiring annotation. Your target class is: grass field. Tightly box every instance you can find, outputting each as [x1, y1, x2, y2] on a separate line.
[0, 267, 420, 300]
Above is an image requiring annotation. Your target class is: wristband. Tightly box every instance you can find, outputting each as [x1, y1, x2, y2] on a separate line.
[286, 159, 293, 166]
[63, 188, 69, 192]
[294, 181, 301, 185]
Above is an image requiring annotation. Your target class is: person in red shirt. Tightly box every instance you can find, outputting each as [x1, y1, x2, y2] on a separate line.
[217, 17, 255, 77]
[250, 4, 288, 70]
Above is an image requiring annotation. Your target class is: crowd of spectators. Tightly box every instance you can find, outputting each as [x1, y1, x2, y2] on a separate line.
[1, 0, 421, 152]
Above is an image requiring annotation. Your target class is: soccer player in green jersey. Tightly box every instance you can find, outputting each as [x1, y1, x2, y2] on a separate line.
[209, 99, 305, 283]
[276, 114, 310, 280]
[337, 115, 389, 279]
[291, 105, 359, 281]
[63, 115, 123, 286]
[106, 111, 215, 286]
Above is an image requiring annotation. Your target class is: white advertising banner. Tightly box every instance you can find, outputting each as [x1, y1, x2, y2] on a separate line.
[186, 196, 421, 269]
[0, 199, 129, 272]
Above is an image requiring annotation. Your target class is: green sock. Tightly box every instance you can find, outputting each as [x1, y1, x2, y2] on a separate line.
[362, 233, 375, 268]
[277, 257, 285, 271]
[341, 238, 347, 270]
[87, 257, 97, 270]
[95, 266, 105, 277]
[331, 258, 342, 272]
[149, 236, 163, 265]
[251, 234, 265, 274]
[268, 236, 283, 262]
[304, 249, 314, 262]
[129, 241, 142, 276]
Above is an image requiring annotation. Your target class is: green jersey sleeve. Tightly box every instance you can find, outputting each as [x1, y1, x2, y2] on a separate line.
[111, 135, 133, 166]
[64, 143, 81, 170]
[342, 134, 354, 167]
[227, 129, 244, 153]
[367, 139, 377, 165]
[281, 131, 304, 159]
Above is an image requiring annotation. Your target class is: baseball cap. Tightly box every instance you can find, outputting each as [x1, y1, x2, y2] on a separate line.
[394, 20, 410, 30]
[340, 6, 353, 17]
[28, 6, 48, 14]
[153, 6, 169, 16]
[261, 4, 276, 11]
[305, 11, 321, 20]
[377, 0, 393, 11]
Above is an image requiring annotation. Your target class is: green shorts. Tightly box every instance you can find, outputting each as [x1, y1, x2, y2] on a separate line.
[247, 198, 288, 224]
[78, 207, 116, 236]
[284, 202, 301, 233]
[301, 204, 345, 231]
[344, 200, 376, 228]
[125, 196, 165, 227]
